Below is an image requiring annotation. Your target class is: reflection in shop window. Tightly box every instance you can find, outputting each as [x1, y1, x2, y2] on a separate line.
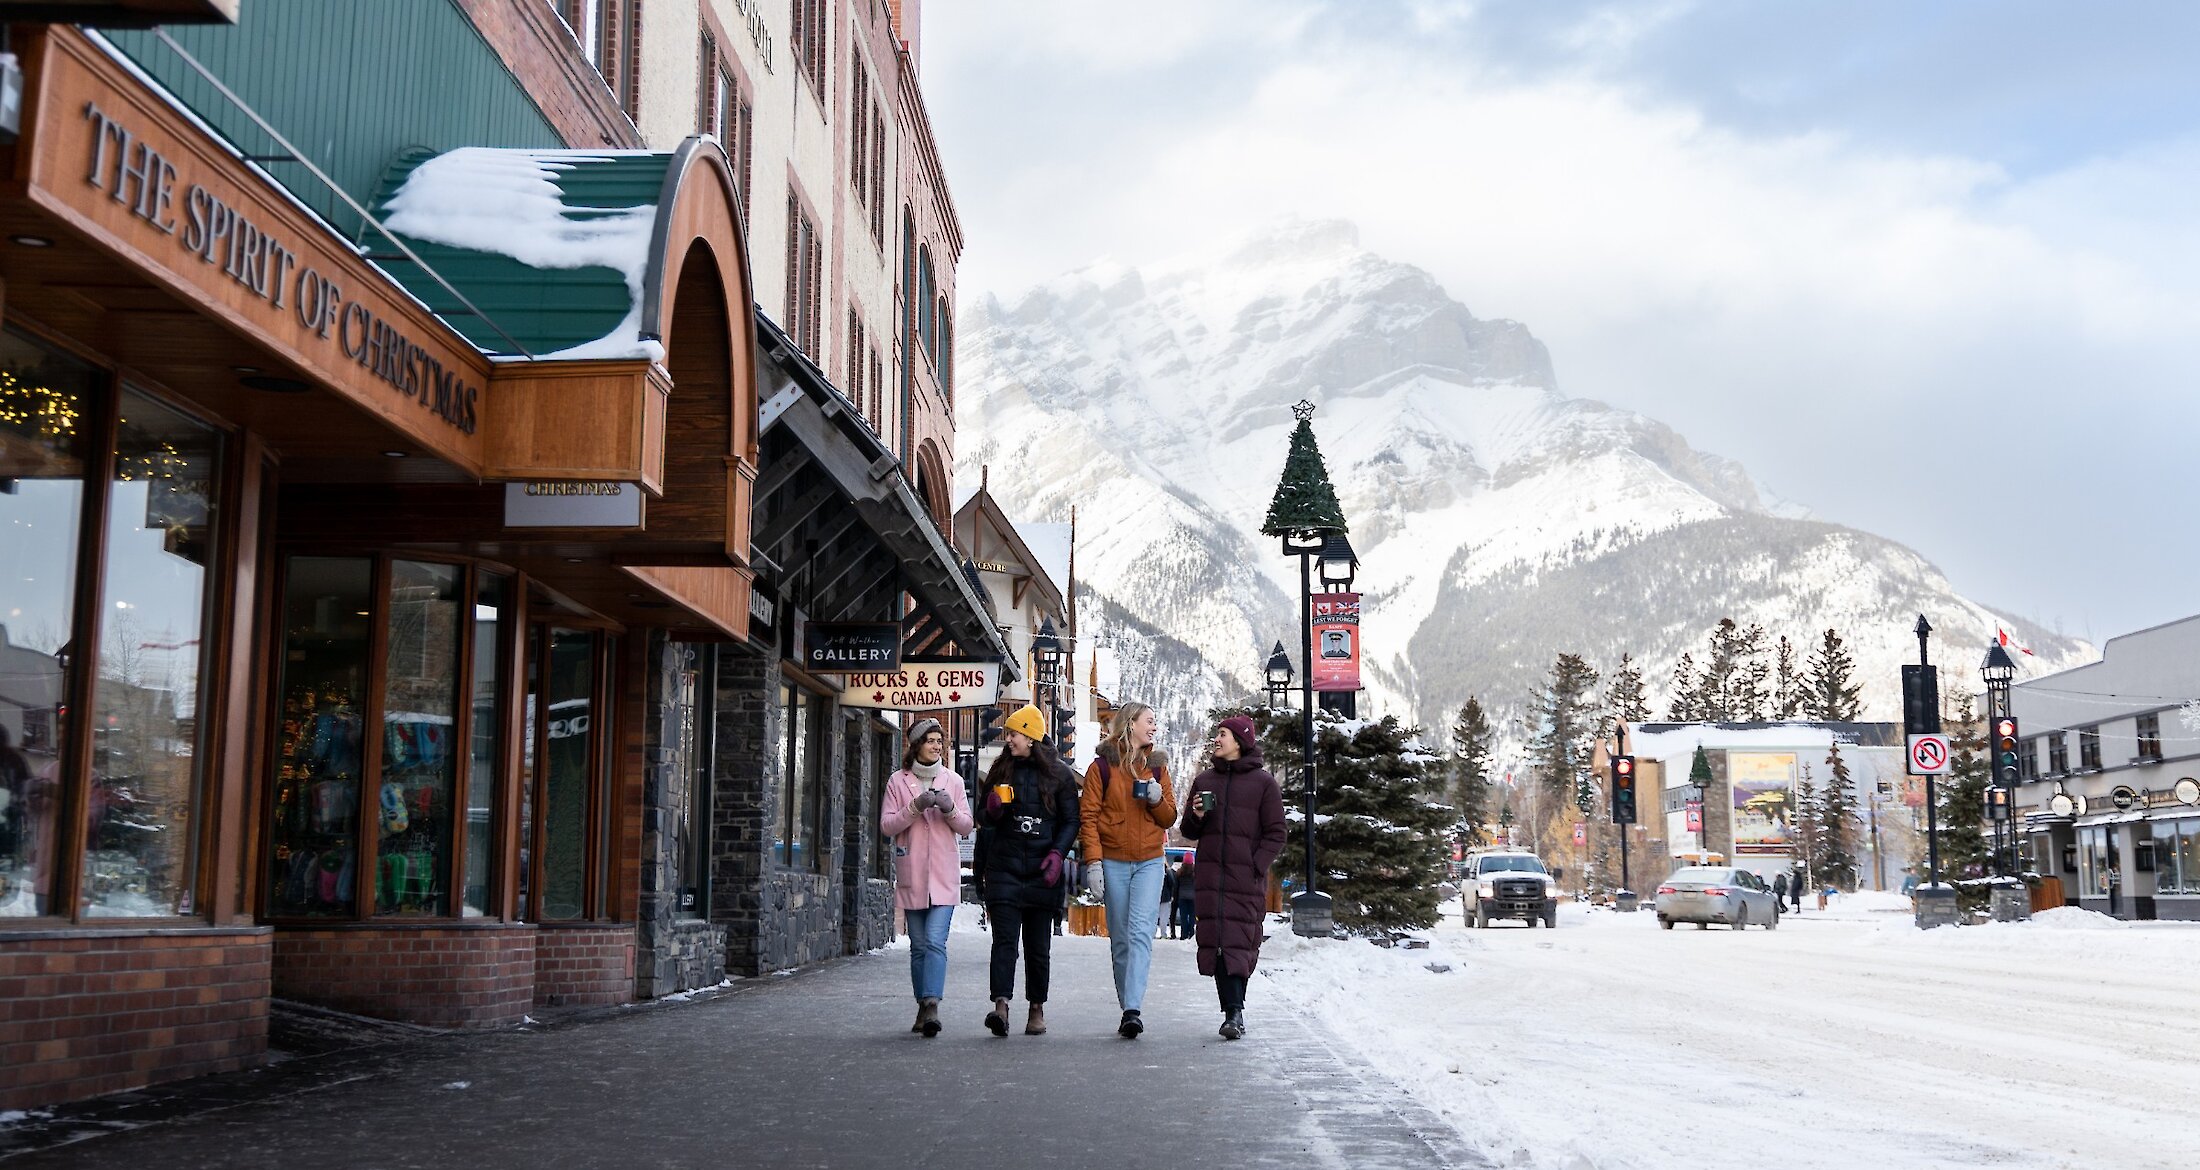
[376, 561, 462, 917]
[463, 574, 507, 917]
[268, 557, 374, 917]
[84, 389, 224, 917]
[0, 329, 93, 918]
[538, 627, 595, 920]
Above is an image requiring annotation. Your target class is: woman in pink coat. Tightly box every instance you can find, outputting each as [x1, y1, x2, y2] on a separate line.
[879, 718, 973, 1037]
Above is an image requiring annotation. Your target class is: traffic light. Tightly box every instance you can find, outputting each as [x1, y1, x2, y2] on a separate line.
[977, 706, 1006, 749]
[1987, 786, 2009, 821]
[1610, 756, 1637, 825]
[1901, 665, 1941, 735]
[1993, 717, 2021, 787]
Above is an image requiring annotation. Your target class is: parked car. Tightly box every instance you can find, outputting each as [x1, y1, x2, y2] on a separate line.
[1655, 866, 1781, 930]
[1463, 849, 1558, 928]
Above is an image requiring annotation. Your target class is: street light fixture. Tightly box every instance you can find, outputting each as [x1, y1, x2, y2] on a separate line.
[1317, 532, 1358, 591]
[1265, 641, 1295, 710]
[1033, 616, 1064, 744]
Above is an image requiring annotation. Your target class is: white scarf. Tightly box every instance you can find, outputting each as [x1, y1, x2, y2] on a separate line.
[910, 758, 946, 785]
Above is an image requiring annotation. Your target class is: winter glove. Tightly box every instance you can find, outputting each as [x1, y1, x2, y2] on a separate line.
[1041, 850, 1063, 887]
[983, 787, 1006, 816]
[915, 789, 948, 813]
[1140, 782, 1163, 807]
[1083, 862, 1106, 900]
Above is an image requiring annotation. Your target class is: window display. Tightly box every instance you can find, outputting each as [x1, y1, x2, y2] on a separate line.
[267, 557, 373, 917]
[0, 328, 92, 918]
[83, 389, 224, 918]
[376, 561, 462, 917]
[538, 627, 596, 920]
[462, 573, 507, 918]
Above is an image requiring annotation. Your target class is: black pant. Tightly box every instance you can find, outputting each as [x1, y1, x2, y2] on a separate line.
[988, 902, 1053, 1003]
[1214, 972, 1248, 1013]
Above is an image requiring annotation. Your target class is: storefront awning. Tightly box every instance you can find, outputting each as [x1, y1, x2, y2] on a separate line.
[752, 314, 1015, 675]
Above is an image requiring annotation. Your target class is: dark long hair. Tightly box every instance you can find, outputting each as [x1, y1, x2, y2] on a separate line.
[984, 740, 1069, 814]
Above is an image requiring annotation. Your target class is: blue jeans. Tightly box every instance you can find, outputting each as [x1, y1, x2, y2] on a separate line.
[1101, 857, 1164, 1011]
[1173, 899, 1195, 938]
[906, 904, 953, 1000]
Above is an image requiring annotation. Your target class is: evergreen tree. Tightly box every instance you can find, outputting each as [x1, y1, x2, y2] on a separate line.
[1447, 697, 1496, 846]
[1803, 628, 1864, 721]
[1938, 691, 1991, 904]
[1794, 763, 1822, 886]
[1774, 636, 1804, 720]
[1695, 620, 1747, 720]
[1259, 407, 1349, 536]
[1731, 623, 1772, 721]
[1666, 653, 1703, 721]
[1604, 654, 1650, 728]
[1265, 709, 1454, 931]
[1529, 653, 1601, 807]
[1818, 741, 1860, 891]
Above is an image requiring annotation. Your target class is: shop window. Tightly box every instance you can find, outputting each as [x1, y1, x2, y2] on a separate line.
[2077, 826, 2109, 898]
[2079, 725, 2101, 771]
[2136, 713, 2162, 762]
[2048, 733, 2068, 775]
[2151, 821, 2183, 894]
[666, 645, 714, 917]
[537, 627, 599, 920]
[868, 728, 894, 880]
[2179, 820, 2200, 897]
[269, 556, 516, 921]
[0, 330, 96, 918]
[776, 684, 826, 870]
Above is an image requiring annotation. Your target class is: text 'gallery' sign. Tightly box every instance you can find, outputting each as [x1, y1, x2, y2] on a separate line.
[802, 622, 902, 672]
[837, 662, 1002, 711]
[1310, 592, 1361, 693]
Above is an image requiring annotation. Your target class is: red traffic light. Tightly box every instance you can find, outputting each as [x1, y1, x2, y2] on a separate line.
[1614, 757, 1634, 776]
[1995, 718, 2017, 738]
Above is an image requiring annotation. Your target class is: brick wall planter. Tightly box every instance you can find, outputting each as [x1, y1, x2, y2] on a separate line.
[0, 927, 272, 1112]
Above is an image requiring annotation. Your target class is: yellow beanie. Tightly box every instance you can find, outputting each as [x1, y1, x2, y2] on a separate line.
[1004, 704, 1048, 742]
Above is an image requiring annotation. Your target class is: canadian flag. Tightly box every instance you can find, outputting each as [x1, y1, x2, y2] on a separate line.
[1996, 627, 2036, 657]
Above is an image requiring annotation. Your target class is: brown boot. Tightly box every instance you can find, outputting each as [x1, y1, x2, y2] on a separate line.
[916, 998, 941, 1038]
[1024, 1003, 1047, 1035]
[984, 997, 1010, 1037]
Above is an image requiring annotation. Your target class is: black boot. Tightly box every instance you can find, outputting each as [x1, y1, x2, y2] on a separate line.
[1219, 1011, 1245, 1040]
[1117, 1010, 1143, 1039]
[984, 997, 1010, 1037]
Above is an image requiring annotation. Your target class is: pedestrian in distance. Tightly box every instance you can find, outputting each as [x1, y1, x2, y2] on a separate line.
[1172, 857, 1198, 941]
[1771, 870, 1790, 906]
[1079, 701, 1178, 1039]
[976, 705, 1081, 1038]
[1789, 865, 1806, 912]
[880, 718, 973, 1038]
[1158, 857, 1178, 938]
[1180, 715, 1286, 1041]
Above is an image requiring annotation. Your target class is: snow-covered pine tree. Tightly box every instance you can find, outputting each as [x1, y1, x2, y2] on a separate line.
[1774, 636, 1803, 719]
[1530, 653, 1601, 806]
[1732, 623, 1772, 721]
[1666, 652, 1702, 721]
[1265, 709, 1453, 932]
[1794, 763, 1822, 890]
[1448, 696, 1495, 846]
[1938, 690, 1991, 906]
[1818, 741, 1860, 891]
[1695, 620, 1746, 720]
[1605, 654, 1650, 728]
[1803, 628, 1864, 721]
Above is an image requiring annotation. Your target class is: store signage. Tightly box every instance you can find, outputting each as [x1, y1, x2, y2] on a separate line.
[502, 481, 643, 527]
[972, 560, 1016, 574]
[837, 661, 1002, 711]
[802, 621, 902, 671]
[2176, 778, 2200, 806]
[1905, 733, 1950, 776]
[1310, 592, 1361, 693]
[24, 33, 492, 466]
[2111, 785, 2139, 811]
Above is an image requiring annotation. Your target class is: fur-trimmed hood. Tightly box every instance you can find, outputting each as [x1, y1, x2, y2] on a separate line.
[1097, 742, 1168, 771]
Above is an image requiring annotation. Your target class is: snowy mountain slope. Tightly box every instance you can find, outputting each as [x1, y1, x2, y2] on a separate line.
[957, 220, 2090, 734]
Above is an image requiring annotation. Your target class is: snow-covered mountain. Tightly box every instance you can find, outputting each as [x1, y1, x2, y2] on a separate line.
[956, 220, 2090, 738]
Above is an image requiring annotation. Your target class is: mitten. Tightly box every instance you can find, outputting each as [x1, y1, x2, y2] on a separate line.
[1083, 862, 1106, 900]
[1041, 850, 1063, 887]
[1141, 782, 1163, 807]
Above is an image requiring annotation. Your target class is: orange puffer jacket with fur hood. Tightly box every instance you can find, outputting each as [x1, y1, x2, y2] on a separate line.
[1078, 744, 1177, 863]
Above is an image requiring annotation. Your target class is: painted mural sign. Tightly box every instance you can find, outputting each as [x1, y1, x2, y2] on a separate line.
[1728, 752, 1796, 856]
[1310, 592, 1361, 693]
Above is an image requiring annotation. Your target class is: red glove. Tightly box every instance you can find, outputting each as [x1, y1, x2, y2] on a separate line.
[1040, 850, 1063, 887]
[984, 787, 1006, 816]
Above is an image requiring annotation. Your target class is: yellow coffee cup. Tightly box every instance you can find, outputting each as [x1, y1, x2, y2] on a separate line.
[993, 783, 1015, 804]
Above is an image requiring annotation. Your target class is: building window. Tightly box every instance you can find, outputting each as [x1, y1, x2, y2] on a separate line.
[2137, 713, 2163, 762]
[1, 330, 229, 922]
[867, 346, 883, 430]
[559, 1, 642, 116]
[776, 685, 825, 870]
[850, 46, 869, 201]
[790, 0, 826, 104]
[846, 306, 867, 409]
[870, 109, 887, 243]
[784, 192, 823, 357]
[2048, 732, 2068, 775]
[2019, 739, 2039, 782]
[699, 32, 755, 219]
[2079, 725, 2102, 771]
[2078, 825, 2111, 898]
[916, 245, 936, 363]
[937, 299, 953, 402]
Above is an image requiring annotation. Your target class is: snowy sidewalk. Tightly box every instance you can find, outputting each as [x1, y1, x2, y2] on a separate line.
[1, 915, 1485, 1169]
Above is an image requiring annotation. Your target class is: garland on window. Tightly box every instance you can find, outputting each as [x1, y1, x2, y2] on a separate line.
[0, 369, 81, 441]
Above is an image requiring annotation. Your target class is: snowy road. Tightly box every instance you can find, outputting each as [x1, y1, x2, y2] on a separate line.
[1259, 894, 2199, 1170]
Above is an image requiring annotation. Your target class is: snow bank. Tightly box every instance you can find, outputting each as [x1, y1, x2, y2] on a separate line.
[382, 148, 665, 362]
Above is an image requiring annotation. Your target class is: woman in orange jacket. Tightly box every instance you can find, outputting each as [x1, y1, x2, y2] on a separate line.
[1078, 701, 1177, 1038]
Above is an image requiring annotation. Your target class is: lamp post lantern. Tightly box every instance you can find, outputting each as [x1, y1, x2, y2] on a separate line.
[1033, 616, 1065, 749]
[1265, 641, 1295, 710]
[1261, 400, 1349, 938]
[1315, 532, 1358, 717]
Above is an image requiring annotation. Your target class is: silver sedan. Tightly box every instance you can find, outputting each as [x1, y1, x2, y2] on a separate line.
[1655, 866, 1782, 930]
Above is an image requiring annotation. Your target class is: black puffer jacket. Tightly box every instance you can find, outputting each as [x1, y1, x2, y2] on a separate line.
[976, 754, 1081, 910]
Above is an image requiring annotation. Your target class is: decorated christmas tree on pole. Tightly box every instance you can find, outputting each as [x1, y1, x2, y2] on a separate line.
[1261, 401, 1349, 538]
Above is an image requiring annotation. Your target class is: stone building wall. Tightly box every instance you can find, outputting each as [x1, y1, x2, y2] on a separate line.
[637, 637, 728, 996]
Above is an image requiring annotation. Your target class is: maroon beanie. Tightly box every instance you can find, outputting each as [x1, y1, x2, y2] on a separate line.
[1218, 715, 1257, 753]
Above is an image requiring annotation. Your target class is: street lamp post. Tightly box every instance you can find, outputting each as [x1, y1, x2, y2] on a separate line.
[1916, 615, 1942, 893]
[1261, 400, 1349, 939]
[1265, 641, 1295, 710]
[1687, 743, 1713, 861]
[1981, 643, 2017, 879]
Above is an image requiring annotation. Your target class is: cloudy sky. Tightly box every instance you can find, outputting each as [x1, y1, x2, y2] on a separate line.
[921, 0, 2200, 646]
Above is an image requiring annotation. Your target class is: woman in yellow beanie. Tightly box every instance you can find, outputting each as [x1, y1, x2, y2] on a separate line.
[973, 705, 1079, 1036]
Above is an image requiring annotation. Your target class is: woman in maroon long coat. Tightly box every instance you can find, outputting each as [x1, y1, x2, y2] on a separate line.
[1178, 715, 1286, 1040]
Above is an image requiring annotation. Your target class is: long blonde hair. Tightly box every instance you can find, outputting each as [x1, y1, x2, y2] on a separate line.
[1102, 702, 1156, 779]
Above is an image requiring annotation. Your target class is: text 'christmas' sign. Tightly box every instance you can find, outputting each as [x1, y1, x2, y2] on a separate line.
[837, 661, 1002, 711]
[1310, 592, 1361, 693]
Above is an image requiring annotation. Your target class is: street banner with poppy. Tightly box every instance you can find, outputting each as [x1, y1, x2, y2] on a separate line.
[1310, 592, 1361, 693]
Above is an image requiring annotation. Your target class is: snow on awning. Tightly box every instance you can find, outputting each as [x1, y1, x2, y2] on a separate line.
[367, 145, 691, 362]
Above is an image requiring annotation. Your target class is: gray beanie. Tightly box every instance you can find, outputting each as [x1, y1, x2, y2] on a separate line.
[907, 717, 943, 745]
